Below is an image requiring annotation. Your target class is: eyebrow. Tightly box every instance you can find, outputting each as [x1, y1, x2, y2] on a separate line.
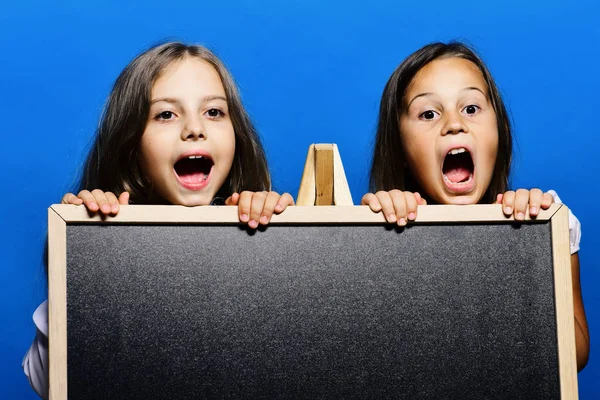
[462, 86, 487, 97]
[407, 92, 434, 109]
[406, 87, 488, 109]
[150, 95, 228, 105]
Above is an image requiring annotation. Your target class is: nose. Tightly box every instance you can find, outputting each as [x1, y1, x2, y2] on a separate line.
[441, 110, 468, 136]
[181, 114, 206, 141]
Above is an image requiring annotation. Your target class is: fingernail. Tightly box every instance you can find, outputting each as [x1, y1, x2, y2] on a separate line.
[504, 207, 512, 214]
[408, 212, 416, 221]
[101, 204, 111, 213]
[517, 212, 525, 220]
[275, 204, 282, 211]
[398, 218, 407, 226]
[260, 216, 268, 225]
[387, 214, 396, 223]
[249, 220, 258, 229]
[240, 214, 249, 222]
[530, 207, 538, 215]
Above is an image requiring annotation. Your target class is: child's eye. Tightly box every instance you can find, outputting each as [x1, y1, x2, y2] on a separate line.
[155, 111, 175, 121]
[419, 110, 438, 120]
[463, 105, 481, 115]
[206, 108, 224, 118]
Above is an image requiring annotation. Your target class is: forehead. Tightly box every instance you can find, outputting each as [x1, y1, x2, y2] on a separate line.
[152, 57, 225, 96]
[407, 57, 488, 97]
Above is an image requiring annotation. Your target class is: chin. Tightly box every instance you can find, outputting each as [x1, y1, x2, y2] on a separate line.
[172, 193, 215, 207]
[441, 193, 481, 205]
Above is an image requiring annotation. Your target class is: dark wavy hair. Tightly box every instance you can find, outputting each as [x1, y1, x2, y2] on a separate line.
[79, 42, 270, 202]
[369, 41, 512, 204]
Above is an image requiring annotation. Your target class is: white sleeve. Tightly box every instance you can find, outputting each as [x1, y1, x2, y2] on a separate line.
[547, 190, 581, 254]
[22, 300, 49, 399]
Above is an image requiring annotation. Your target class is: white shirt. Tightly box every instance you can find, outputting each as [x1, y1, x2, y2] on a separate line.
[22, 300, 48, 399]
[547, 190, 581, 254]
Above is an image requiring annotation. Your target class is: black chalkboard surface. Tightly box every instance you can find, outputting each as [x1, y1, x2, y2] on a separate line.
[47, 204, 577, 400]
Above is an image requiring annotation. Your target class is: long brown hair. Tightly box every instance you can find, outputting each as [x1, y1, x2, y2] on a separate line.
[370, 42, 512, 204]
[79, 42, 270, 203]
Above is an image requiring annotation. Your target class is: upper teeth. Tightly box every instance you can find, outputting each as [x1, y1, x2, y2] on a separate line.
[448, 148, 466, 155]
[187, 156, 204, 159]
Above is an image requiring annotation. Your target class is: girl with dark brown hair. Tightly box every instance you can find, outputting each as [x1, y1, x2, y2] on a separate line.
[23, 42, 294, 398]
[362, 41, 589, 371]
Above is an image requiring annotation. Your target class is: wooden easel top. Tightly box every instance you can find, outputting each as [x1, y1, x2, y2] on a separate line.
[296, 144, 354, 206]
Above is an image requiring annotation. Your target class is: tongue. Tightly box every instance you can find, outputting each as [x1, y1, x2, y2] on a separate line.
[179, 171, 206, 183]
[445, 167, 470, 183]
[177, 162, 207, 183]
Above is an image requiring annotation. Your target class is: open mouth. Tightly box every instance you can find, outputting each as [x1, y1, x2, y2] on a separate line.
[442, 147, 474, 190]
[174, 155, 214, 188]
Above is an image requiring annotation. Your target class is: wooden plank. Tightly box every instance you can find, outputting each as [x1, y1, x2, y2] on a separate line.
[332, 144, 353, 206]
[51, 203, 560, 224]
[551, 206, 578, 399]
[314, 144, 334, 205]
[296, 144, 316, 206]
[48, 208, 68, 400]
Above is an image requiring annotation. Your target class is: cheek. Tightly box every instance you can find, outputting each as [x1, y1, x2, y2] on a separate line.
[226, 132, 236, 159]
[139, 136, 155, 170]
[399, 120, 432, 165]
[219, 127, 236, 164]
[484, 128, 499, 167]
[477, 127, 500, 186]
[139, 133, 166, 180]
[402, 134, 432, 172]
[482, 114, 499, 152]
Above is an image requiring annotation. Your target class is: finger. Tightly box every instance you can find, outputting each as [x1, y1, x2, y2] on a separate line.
[78, 190, 99, 212]
[118, 191, 130, 205]
[541, 192, 554, 209]
[494, 193, 503, 205]
[259, 192, 281, 225]
[236, 192, 252, 223]
[501, 191, 515, 217]
[376, 191, 396, 223]
[225, 192, 240, 206]
[389, 189, 408, 226]
[414, 192, 427, 206]
[91, 189, 112, 215]
[361, 193, 382, 212]
[249, 191, 268, 229]
[405, 192, 418, 222]
[61, 193, 82, 205]
[528, 188, 543, 217]
[274, 193, 295, 213]
[513, 189, 530, 220]
[106, 191, 120, 214]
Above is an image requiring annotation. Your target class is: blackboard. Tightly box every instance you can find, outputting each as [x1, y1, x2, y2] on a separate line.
[48, 204, 577, 399]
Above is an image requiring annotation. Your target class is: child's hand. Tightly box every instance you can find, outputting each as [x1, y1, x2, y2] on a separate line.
[61, 190, 130, 215]
[361, 190, 427, 226]
[226, 191, 295, 229]
[495, 189, 554, 220]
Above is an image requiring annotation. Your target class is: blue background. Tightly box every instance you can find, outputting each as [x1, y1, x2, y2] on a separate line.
[1, 0, 598, 398]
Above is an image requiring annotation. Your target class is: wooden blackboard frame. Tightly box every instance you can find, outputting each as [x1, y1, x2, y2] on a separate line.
[47, 204, 577, 399]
